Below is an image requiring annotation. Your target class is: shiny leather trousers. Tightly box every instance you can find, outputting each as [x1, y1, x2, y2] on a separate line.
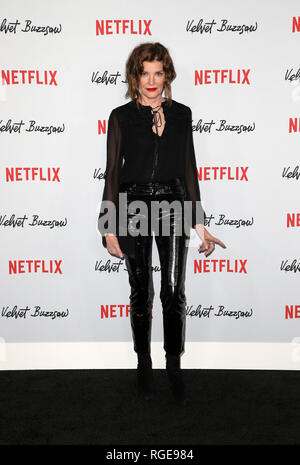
[119, 177, 190, 357]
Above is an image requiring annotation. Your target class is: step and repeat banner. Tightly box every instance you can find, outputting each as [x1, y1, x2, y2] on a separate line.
[1, 0, 300, 369]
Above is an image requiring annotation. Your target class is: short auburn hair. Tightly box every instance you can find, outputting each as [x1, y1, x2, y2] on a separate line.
[125, 42, 176, 109]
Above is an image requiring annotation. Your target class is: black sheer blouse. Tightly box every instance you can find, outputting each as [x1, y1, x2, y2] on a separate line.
[98, 98, 206, 238]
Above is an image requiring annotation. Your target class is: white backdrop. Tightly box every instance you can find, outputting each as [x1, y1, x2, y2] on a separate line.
[1, 0, 300, 370]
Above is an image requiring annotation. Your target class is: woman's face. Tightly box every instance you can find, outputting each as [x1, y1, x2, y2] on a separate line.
[138, 60, 165, 102]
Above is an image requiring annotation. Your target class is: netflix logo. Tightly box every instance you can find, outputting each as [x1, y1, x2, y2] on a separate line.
[194, 259, 247, 274]
[100, 304, 131, 318]
[96, 19, 152, 35]
[285, 305, 300, 318]
[8, 259, 62, 274]
[100, 305, 154, 319]
[195, 69, 251, 85]
[98, 119, 107, 135]
[292, 17, 300, 32]
[1, 70, 57, 85]
[287, 213, 300, 227]
[289, 118, 300, 133]
[4, 167, 61, 182]
[197, 166, 249, 181]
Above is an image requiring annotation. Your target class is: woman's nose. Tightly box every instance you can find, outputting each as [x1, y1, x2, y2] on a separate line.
[148, 75, 155, 85]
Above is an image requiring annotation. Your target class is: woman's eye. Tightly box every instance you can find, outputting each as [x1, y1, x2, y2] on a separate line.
[141, 71, 163, 76]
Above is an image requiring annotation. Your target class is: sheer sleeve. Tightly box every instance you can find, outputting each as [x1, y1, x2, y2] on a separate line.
[98, 108, 123, 241]
[184, 106, 206, 229]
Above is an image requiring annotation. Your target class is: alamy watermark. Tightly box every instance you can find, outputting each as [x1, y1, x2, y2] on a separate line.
[98, 193, 206, 241]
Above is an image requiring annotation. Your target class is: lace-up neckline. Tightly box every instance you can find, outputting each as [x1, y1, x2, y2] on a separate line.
[134, 98, 167, 137]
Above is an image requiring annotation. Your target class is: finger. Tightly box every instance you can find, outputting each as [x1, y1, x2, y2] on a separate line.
[114, 245, 124, 259]
[198, 241, 209, 253]
[210, 236, 226, 248]
[205, 242, 215, 257]
[198, 240, 210, 254]
[108, 247, 124, 259]
[112, 251, 124, 260]
[114, 251, 124, 259]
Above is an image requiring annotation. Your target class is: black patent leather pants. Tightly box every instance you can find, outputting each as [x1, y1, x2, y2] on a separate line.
[119, 177, 190, 357]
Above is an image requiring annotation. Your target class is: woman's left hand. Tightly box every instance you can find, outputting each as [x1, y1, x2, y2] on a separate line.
[195, 225, 226, 257]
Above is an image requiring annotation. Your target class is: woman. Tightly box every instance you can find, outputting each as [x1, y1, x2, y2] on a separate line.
[98, 42, 226, 405]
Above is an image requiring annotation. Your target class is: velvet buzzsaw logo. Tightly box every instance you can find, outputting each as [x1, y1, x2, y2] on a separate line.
[186, 18, 258, 34]
[0, 18, 61, 35]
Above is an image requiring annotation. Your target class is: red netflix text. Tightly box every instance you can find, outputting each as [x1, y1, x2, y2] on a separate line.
[9, 259, 62, 274]
[285, 305, 300, 318]
[195, 69, 250, 85]
[5, 167, 60, 182]
[96, 19, 152, 35]
[197, 166, 248, 181]
[194, 259, 247, 274]
[1, 70, 57, 85]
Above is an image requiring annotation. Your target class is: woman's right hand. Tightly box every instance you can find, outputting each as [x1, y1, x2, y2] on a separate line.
[105, 233, 124, 260]
[195, 226, 226, 257]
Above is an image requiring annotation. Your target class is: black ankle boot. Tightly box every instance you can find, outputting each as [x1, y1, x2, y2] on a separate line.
[136, 352, 154, 400]
[165, 354, 187, 406]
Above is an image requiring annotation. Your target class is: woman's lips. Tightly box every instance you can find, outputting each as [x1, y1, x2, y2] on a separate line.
[146, 88, 157, 91]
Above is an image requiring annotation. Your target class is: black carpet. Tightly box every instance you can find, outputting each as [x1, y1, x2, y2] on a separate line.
[0, 369, 299, 445]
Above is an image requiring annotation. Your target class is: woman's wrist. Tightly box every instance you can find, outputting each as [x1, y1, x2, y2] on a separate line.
[195, 224, 205, 240]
